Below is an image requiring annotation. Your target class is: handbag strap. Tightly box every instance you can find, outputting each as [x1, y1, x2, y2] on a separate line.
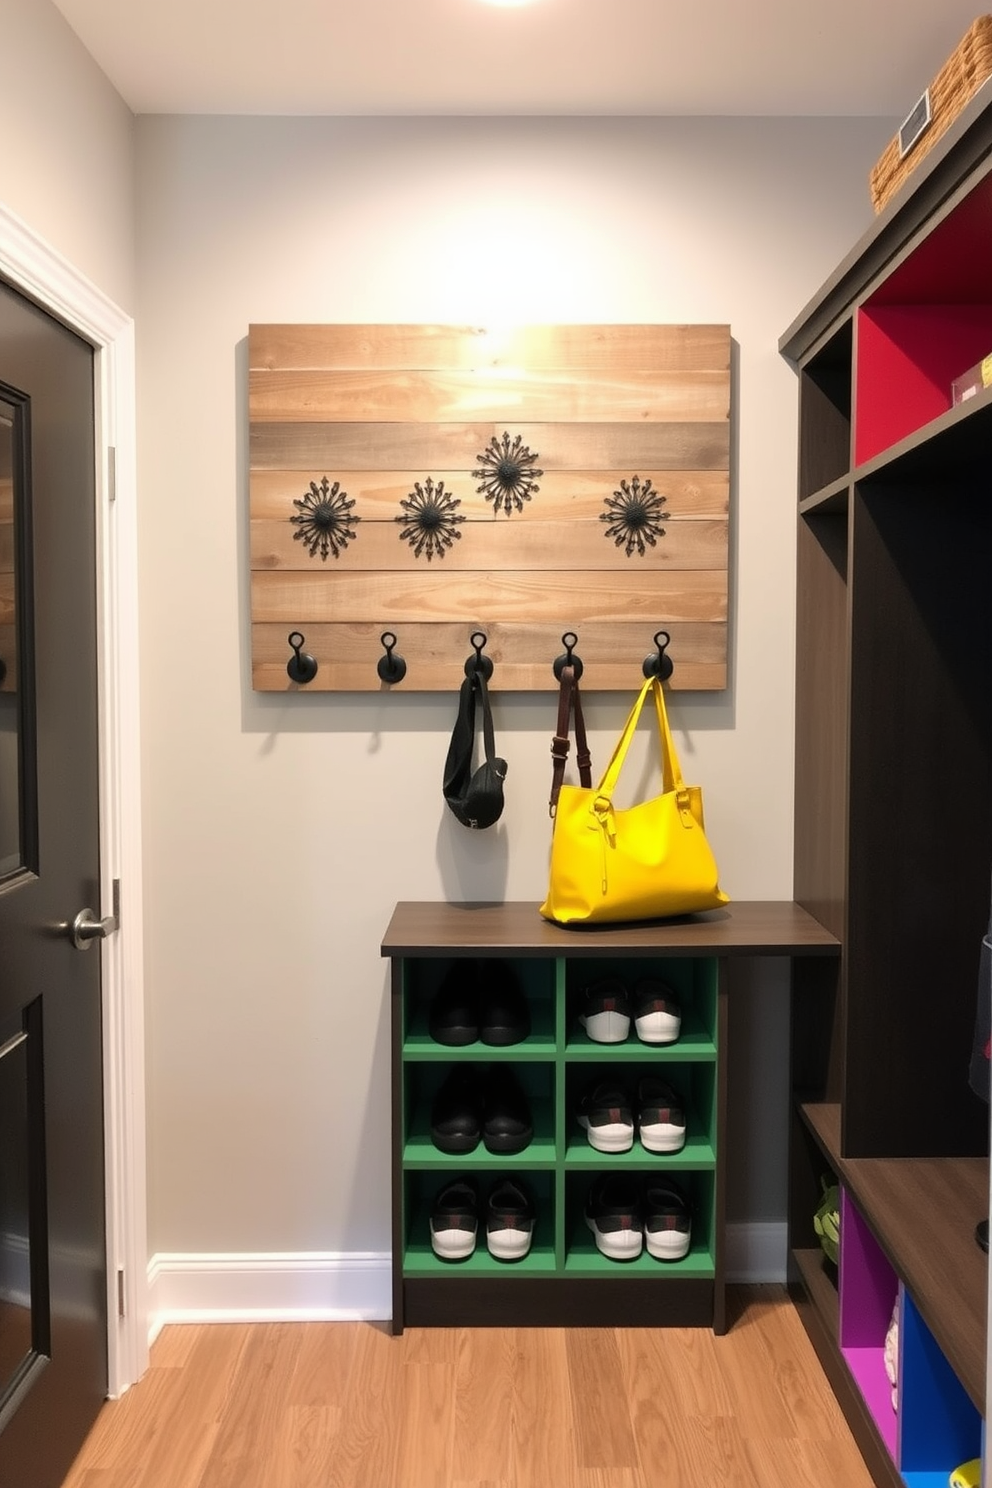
[596, 675, 688, 806]
[549, 664, 592, 816]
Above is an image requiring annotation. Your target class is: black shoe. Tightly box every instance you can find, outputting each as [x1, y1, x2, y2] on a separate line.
[584, 1174, 643, 1261]
[430, 1066, 482, 1154]
[479, 959, 530, 1046]
[482, 1067, 533, 1155]
[430, 1177, 478, 1261]
[642, 1176, 692, 1261]
[486, 1177, 535, 1262]
[429, 961, 481, 1046]
[576, 1080, 635, 1153]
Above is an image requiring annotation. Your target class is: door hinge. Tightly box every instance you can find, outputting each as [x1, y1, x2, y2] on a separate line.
[108, 445, 117, 503]
[117, 1267, 126, 1319]
[113, 878, 121, 928]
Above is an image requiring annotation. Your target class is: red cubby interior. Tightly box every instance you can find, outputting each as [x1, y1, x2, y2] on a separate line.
[853, 169, 992, 466]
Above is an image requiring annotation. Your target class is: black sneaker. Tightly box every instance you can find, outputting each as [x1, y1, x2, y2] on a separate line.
[428, 961, 481, 1046]
[481, 1067, 533, 1155]
[430, 1066, 482, 1154]
[479, 959, 531, 1046]
[636, 1077, 687, 1154]
[632, 978, 682, 1045]
[579, 978, 631, 1044]
[429, 1177, 478, 1261]
[576, 1080, 635, 1153]
[584, 1174, 643, 1261]
[642, 1176, 692, 1261]
[485, 1177, 535, 1262]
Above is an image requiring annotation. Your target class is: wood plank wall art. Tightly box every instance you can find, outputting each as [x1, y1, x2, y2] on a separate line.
[249, 324, 731, 691]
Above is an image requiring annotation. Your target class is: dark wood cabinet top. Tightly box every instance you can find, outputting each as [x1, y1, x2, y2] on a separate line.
[381, 900, 840, 958]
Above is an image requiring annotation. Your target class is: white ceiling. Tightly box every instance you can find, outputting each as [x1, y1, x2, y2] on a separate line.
[48, 0, 992, 118]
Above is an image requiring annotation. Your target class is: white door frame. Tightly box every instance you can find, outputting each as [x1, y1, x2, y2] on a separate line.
[0, 201, 147, 1396]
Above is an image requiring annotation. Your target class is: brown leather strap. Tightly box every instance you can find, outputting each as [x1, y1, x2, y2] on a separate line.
[549, 664, 592, 815]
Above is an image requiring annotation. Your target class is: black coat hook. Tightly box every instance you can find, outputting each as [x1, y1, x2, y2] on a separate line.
[642, 629, 674, 682]
[464, 630, 494, 680]
[286, 630, 318, 684]
[553, 631, 584, 681]
[377, 630, 407, 685]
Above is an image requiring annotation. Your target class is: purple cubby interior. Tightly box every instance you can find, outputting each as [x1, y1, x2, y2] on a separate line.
[839, 1187, 900, 1460]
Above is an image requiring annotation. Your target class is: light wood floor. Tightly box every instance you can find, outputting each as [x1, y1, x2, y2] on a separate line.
[63, 1287, 876, 1488]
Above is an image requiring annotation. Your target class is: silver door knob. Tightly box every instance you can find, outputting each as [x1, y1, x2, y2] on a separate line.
[71, 907, 118, 951]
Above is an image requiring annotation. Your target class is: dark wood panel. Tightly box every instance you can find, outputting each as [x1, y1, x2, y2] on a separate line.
[793, 512, 849, 943]
[401, 1276, 716, 1329]
[380, 900, 841, 958]
[845, 484, 992, 1158]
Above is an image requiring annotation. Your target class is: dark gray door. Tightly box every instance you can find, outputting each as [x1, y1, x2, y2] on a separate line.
[0, 278, 107, 1486]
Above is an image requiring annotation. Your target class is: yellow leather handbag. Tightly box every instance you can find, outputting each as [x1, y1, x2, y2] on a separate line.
[540, 675, 729, 926]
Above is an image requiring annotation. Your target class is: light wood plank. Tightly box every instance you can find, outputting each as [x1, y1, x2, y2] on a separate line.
[249, 368, 729, 425]
[0, 575, 15, 624]
[250, 469, 730, 522]
[61, 1291, 878, 1488]
[0, 478, 12, 522]
[249, 421, 730, 472]
[251, 569, 727, 625]
[249, 619, 727, 693]
[250, 517, 728, 573]
[248, 323, 731, 374]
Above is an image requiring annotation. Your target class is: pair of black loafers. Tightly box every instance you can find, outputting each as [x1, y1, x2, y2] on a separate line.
[428, 959, 531, 1047]
[429, 1064, 533, 1155]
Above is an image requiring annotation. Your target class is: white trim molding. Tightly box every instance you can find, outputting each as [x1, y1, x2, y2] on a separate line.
[146, 1253, 393, 1343]
[146, 1227, 785, 1343]
[0, 201, 147, 1396]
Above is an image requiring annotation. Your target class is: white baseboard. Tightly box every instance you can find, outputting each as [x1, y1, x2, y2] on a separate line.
[725, 1221, 787, 1282]
[147, 1224, 786, 1342]
[146, 1251, 392, 1344]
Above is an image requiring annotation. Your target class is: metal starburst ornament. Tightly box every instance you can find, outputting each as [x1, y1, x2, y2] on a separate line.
[396, 478, 465, 561]
[474, 432, 543, 517]
[600, 476, 669, 558]
[290, 477, 359, 561]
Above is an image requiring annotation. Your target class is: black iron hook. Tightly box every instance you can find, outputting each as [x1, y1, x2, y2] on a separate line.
[642, 629, 674, 682]
[464, 630, 494, 680]
[286, 630, 318, 684]
[377, 630, 407, 685]
[553, 631, 584, 681]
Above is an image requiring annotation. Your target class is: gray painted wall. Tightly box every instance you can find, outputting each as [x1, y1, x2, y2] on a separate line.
[133, 114, 889, 1258]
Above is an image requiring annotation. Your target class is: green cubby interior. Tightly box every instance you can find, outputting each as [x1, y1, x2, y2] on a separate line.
[400, 955, 557, 1049]
[403, 1167, 557, 1276]
[564, 1059, 716, 1169]
[563, 955, 718, 1052]
[562, 1167, 715, 1277]
[402, 1057, 557, 1167]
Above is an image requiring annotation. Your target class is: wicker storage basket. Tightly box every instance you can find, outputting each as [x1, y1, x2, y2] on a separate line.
[870, 15, 992, 212]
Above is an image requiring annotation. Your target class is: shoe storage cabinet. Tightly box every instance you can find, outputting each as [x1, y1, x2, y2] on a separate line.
[781, 83, 992, 1488]
[383, 900, 838, 1334]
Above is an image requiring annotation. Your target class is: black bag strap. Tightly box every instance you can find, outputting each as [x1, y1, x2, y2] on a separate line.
[443, 669, 500, 809]
[549, 663, 592, 816]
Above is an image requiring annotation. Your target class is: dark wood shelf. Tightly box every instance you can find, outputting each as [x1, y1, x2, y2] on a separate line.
[798, 1101, 988, 1415]
[785, 84, 992, 1484]
[381, 900, 841, 959]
